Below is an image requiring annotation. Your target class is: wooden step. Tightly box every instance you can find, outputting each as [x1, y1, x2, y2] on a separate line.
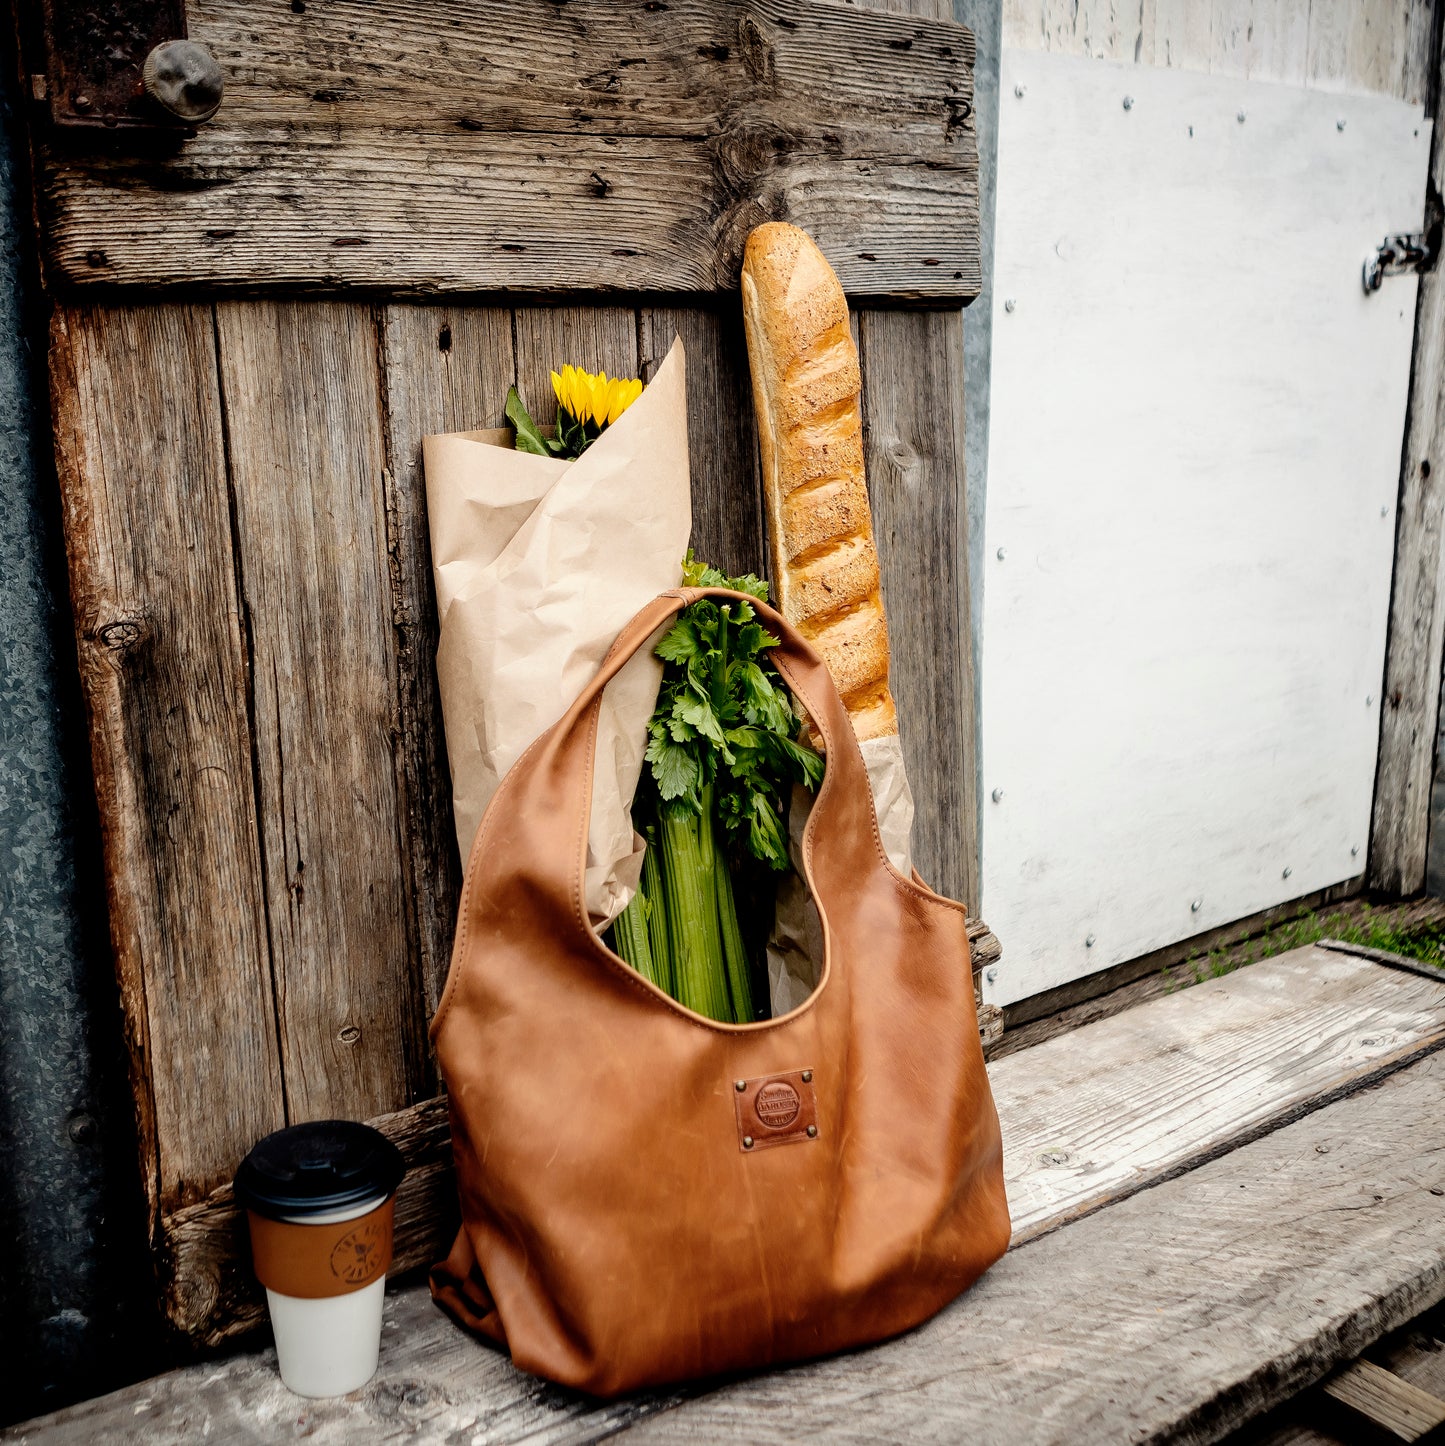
[10, 945, 1444, 1444]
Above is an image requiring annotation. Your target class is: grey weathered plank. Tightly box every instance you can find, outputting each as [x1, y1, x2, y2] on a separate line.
[16, 1037, 1445, 1444]
[858, 307, 978, 910]
[1320, 1359, 1445, 1440]
[47, 304, 284, 1223]
[992, 945, 1445, 1241]
[639, 306, 765, 580]
[1376, 17, 1445, 895]
[380, 304, 518, 1012]
[1004, 0, 1435, 103]
[34, 0, 978, 299]
[215, 300, 429, 1123]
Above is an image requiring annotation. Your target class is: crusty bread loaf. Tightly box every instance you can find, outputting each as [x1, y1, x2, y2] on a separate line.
[740, 222, 898, 744]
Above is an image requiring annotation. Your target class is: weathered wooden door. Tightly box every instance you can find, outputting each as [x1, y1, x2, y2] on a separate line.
[16, 0, 984, 1343]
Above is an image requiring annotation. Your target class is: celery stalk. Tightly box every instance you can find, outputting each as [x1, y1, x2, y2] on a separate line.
[714, 841, 754, 1022]
[611, 886, 658, 987]
[640, 826, 672, 995]
[660, 804, 730, 1022]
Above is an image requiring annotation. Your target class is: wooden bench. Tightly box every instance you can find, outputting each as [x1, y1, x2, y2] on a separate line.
[10, 941, 1444, 1445]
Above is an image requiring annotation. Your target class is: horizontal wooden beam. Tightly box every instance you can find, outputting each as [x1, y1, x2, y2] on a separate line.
[28, 0, 979, 299]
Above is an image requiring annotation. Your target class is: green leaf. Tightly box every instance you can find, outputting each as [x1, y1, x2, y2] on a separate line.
[655, 620, 701, 665]
[505, 386, 556, 458]
[646, 734, 700, 803]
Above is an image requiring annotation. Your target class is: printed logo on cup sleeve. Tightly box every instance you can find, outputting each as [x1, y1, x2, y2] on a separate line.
[330, 1217, 389, 1286]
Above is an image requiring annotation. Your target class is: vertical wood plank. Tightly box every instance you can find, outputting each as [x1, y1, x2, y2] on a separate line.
[379, 304, 516, 1011]
[1375, 20, 1445, 895]
[215, 300, 427, 1120]
[859, 307, 979, 911]
[639, 306, 765, 579]
[512, 307, 640, 429]
[48, 305, 283, 1215]
[1210, 0, 1311, 83]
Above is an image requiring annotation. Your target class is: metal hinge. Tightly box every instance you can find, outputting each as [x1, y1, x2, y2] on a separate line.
[31, 0, 223, 136]
[1363, 230, 1437, 295]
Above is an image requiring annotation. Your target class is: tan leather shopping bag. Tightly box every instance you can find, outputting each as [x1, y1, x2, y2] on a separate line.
[430, 586, 1010, 1396]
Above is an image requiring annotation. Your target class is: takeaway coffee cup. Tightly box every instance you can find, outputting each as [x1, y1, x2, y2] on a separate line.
[235, 1120, 406, 1397]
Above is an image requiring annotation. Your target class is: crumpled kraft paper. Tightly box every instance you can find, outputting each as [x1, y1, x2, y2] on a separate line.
[766, 733, 916, 1015]
[423, 339, 691, 924]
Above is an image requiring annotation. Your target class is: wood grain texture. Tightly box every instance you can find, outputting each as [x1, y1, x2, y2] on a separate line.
[992, 945, 1445, 1241]
[34, 0, 979, 299]
[1004, 0, 1435, 102]
[639, 306, 765, 579]
[1375, 20, 1445, 896]
[19, 997, 1445, 1444]
[379, 305, 518, 1012]
[216, 300, 429, 1121]
[160, 1096, 453, 1346]
[48, 304, 283, 1221]
[1320, 1359, 1445, 1438]
[859, 307, 978, 910]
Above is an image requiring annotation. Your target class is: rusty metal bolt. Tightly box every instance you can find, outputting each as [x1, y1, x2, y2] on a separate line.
[143, 40, 224, 124]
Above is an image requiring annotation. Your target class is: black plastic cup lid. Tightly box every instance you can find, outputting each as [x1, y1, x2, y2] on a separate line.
[234, 1120, 405, 1221]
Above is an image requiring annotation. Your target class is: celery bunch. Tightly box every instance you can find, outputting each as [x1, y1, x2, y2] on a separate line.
[606, 557, 824, 1022]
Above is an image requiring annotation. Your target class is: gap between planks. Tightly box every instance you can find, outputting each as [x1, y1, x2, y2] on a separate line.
[15, 941, 1445, 1444]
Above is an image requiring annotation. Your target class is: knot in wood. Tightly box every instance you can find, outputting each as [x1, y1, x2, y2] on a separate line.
[96, 618, 146, 653]
[736, 14, 776, 86]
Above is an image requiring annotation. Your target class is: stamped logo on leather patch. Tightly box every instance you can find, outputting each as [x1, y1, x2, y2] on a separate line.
[734, 1069, 818, 1152]
[330, 1217, 389, 1286]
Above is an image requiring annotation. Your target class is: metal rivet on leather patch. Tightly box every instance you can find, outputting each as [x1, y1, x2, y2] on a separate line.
[734, 1069, 819, 1152]
[734, 1080, 746, 1092]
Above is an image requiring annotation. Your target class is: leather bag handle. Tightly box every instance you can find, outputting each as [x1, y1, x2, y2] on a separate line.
[435, 584, 907, 1038]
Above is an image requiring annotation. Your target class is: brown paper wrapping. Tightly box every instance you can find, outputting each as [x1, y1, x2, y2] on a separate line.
[423, 340, 691, 924]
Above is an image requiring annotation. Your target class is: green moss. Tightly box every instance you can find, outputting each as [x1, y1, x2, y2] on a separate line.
[1164, 903, 1445, 989]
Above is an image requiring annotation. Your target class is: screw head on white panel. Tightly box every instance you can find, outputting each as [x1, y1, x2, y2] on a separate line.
[1351, 845, 1360, 857]
[991, 787, 1004, 803]
[1366, 695, 1373, 706]
[1381, 505, 1390, 517]
[1282, 866, 1293, 879]
[1337, 118, 1347, 131]
[1085, 934, 1096, 948]
[1191, 899, 1202, 912]
[996, 546, 1007, 561]
[1014, 84, 1026, 98]
[1004, 298, 1017, 313]
[1188, 124, 1195, 137]
[1122, 95, 1134, 111]
[985, 967, 999, 984]
[1237, 109, 1247, 123]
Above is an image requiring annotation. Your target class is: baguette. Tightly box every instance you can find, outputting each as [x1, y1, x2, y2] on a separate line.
[740, 222, 898, 744]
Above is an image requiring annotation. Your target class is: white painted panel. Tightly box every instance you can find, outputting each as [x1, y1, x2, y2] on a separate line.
[982, 51, 1430, 1006]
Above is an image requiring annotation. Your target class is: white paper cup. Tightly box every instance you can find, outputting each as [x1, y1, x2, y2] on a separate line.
[235, 1121, 406, 1399]
[262, 1194, 392, 1397]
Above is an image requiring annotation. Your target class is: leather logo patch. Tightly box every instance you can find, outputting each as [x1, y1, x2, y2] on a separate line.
[734, 1069, 818, 1152]
[330, 1217, 389, 1287]
[755, 1081, 800, 1128]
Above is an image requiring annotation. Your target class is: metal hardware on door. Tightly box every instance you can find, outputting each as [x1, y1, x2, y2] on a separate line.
[1363, 231, 1436, 295]
[32, 0, 223, 134]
